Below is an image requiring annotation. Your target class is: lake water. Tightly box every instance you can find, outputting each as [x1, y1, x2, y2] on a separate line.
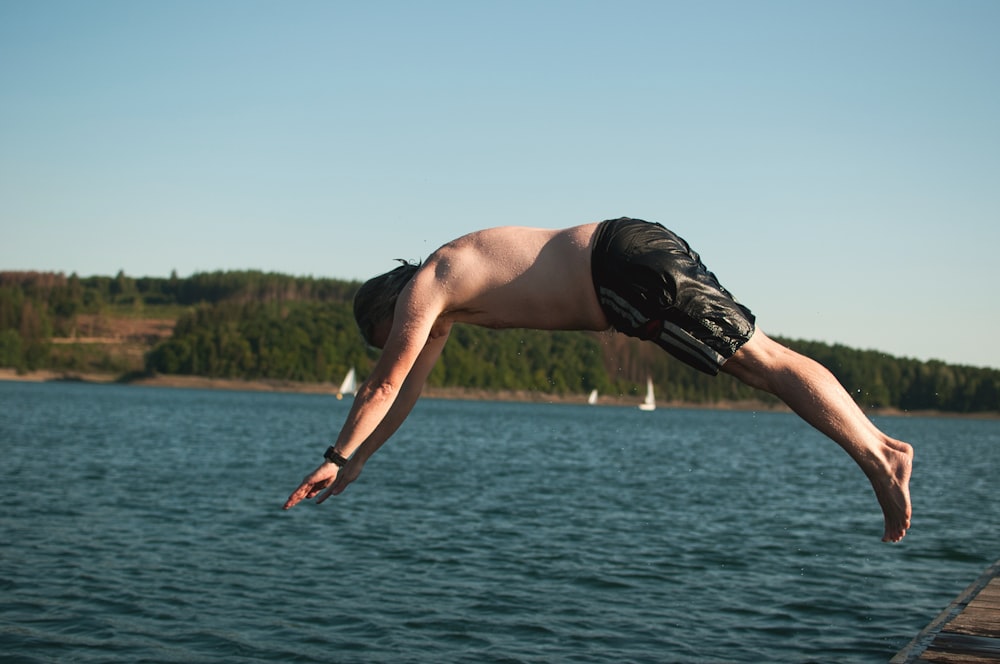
[1, 381, 998, 663]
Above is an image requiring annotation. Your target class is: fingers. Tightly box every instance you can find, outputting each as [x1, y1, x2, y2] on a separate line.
[282, 486, 308, 510]
[316, 486, 335, 504]
[305, 477, 333, 499]
[284, 460, 362, 509]
[316, 473, 346, 504]
[283, 480, 327, 510]
[283, 465, 336, 510]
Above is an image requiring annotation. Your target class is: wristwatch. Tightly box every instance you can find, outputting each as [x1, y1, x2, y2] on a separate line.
[324, 446, 349, 467]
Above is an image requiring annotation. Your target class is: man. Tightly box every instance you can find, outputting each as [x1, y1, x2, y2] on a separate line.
[284, 217, 913, 543]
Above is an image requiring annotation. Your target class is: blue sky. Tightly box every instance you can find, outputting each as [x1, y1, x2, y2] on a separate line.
[2, 1, 998, 369]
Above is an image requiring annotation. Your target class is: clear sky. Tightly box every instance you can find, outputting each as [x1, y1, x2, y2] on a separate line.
[2, 1, 998, 369]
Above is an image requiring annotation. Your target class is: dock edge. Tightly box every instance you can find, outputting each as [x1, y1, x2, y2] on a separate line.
[890, 558, 1000, 663]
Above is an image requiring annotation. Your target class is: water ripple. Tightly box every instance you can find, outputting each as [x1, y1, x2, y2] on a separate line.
[2, 383, 998, 662]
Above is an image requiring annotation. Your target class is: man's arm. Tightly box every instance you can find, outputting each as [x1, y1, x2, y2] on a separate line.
[281, 329, 448, 509]
[283, 268, 451, 509]
[326, 268, 450, 460]
[314, 327, 449, 500]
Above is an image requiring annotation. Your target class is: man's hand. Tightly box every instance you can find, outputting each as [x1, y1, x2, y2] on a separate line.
[317, 455, 365, 502]
[282, 458, 365, 510]
[283, 462, 338, 510]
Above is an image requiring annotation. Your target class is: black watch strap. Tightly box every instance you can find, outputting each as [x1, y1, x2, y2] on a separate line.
[324, 446, 349, 467]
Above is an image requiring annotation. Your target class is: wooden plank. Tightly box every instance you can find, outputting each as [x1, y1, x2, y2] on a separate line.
[947, 579, 1000, 638]
[920, 632, 1000, 663]
[892, 560, 1000, 664]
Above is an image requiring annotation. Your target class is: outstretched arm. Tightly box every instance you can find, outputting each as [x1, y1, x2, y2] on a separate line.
[314, 328, 448, 500]
[283, 282, 451, 509]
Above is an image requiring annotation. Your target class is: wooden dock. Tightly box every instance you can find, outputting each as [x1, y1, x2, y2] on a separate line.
[892, 559, 1000, 663]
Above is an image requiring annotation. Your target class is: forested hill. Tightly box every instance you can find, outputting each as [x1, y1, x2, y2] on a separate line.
[2, 270, 998, 414]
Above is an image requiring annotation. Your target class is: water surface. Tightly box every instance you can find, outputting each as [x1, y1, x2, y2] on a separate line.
[1, 381, 998, 662]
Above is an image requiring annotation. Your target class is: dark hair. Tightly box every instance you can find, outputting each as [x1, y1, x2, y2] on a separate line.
[353, 260, 421, 347]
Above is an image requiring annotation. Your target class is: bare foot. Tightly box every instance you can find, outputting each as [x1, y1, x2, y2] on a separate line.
[873, 439, 913, 542]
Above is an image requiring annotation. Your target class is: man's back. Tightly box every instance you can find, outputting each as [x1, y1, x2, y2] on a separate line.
[415, 223, 610, 334]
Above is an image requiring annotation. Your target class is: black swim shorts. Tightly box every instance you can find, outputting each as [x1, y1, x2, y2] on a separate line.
[591, 217, 756, 375]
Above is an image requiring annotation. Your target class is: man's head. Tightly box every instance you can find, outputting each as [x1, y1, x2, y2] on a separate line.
[353, 260, 420, 348]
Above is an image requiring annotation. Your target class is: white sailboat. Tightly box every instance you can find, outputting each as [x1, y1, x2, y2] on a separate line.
[336, 367, 357, 400]
[638, 377, 656, 411]
[587, 389, 598, 405]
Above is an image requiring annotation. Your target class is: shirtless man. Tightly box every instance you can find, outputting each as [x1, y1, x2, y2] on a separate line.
[284, 217, 913, 542]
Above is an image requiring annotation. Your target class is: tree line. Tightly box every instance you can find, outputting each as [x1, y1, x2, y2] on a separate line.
[1, 270, 998, 413]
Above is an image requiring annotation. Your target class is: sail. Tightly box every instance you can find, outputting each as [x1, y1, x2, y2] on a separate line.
[638, 377, 655, 411]
[587, 389, 598, 405]
[337, 368, 357, 399]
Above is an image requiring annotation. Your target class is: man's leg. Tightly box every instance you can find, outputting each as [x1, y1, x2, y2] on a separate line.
[721, 330, 913, 542]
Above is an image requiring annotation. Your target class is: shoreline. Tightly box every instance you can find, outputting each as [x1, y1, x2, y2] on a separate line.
[1, 368, 996, 419]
